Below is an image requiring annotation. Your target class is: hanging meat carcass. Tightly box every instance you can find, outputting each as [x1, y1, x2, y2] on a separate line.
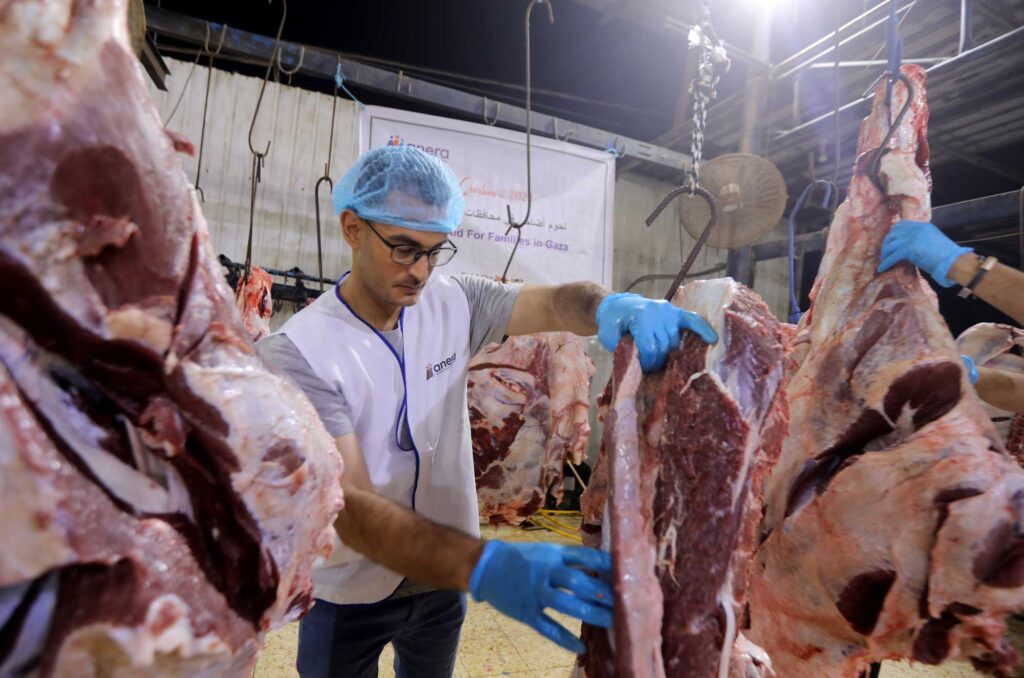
[579, 277, 787, 678]
[956, 323, 1024, 466]
[469, 333, 595, 524]
[235, 266, 274, 341]
[0, 1, 343, 674]
[749, 66, 1024, 677]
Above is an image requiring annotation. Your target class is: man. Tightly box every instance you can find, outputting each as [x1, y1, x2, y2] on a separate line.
[258, 145, 717, 677]
[879, 219, 1024, 413]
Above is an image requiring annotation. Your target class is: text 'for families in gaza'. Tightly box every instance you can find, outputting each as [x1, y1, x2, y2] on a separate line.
[450, 228, 571, 252]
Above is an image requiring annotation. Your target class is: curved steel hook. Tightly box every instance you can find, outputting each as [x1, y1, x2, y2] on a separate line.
[248, 0, 287, 157]
[483, 97, 501, 126]
[276, 44, 305, 76]
[865, 71, 914, 193]
[501, 0, 554, 282]
[644, 184, 719, 301]
[163, 23, 205, 126]
[313, 175, 333, 292]
[194, 24, 227, 203]
[554, 118, 575, 142]
[309, 56, 341, 292]
[323, 56, 341, 177]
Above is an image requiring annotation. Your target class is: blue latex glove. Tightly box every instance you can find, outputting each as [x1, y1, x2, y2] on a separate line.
[962, 355, 979, 385]
[469, 541, 613, 654]
[596, 292, 718, 372]
[877, 220, 973, 287]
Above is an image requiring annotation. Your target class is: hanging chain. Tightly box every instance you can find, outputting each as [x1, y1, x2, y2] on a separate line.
[686, 0, 729, 192]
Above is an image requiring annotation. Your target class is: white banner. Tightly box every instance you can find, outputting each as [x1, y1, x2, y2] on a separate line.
[360, 106, 614, 286]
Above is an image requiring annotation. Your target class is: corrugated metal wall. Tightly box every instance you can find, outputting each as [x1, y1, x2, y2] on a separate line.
[150, 59, 359, 285]
[148, 59, 790, 326]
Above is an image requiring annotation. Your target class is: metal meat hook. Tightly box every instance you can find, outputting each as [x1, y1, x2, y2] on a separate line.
[311, 56, 342, 292]
[248, 0, 288, 158]
[501, 0, 554, 282]
[193, 24, 228, 203]
[643, 184, 719, 301]
[865, 71, 915, 193]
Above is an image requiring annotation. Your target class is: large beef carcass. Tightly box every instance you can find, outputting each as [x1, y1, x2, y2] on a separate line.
[235, 266, 274, 341]
[579, 278, 787, 678]
[957, 323, 1024, 465]
[469, 333, 595, 524]
[749, 66, 1024, 677]
[0, 1, 343, 674]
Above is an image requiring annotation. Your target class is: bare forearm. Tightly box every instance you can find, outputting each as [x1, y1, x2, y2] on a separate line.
[334, 486, 484, 591]
[949, 255, 1024, 325]
[976, 366, 1024, 414]
[550, 282, 609, 335]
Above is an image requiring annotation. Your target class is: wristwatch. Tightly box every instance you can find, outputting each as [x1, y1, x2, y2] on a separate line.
[958, 255, 998, 299]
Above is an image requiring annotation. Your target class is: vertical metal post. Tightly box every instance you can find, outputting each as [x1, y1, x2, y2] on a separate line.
[730, 8, 772, 286]
[727, 248, 755, 286]
[738, 10, 773, 155]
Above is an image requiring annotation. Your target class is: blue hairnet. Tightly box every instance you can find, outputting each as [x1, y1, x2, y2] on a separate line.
[332, 145, 465, 234]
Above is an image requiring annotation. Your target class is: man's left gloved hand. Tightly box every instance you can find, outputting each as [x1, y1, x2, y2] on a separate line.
[877, 220, 973, 287]
[469, 541, 612, 655]
[596, 292, 718, 372]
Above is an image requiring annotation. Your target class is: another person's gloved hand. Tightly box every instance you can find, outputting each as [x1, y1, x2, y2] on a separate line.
[877, 220, 973, 287]
[961, 355, 979, 385]
[469, 541, 612, 654]
[596, 292, 718, 372]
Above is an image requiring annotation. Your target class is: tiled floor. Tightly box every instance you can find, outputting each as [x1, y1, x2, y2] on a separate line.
[254, 521, 584, 678]
[253, 518, 985, 678]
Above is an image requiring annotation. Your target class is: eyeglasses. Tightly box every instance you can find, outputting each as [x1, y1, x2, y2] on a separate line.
[363, 219, 458, 267]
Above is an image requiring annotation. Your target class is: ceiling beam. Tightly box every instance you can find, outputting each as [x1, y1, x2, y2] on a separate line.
[145, 7, 693, 176]
[930, 140, 1024, 185]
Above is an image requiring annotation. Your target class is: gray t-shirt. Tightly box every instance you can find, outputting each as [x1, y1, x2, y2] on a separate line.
[257, 274, 521, 440]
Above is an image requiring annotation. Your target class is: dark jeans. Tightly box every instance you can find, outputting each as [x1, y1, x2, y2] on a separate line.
[296, 590, 467, 678]
[546, 461, 592, 510]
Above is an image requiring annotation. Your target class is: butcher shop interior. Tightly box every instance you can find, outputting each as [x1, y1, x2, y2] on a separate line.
[5, 0, 1024, 676]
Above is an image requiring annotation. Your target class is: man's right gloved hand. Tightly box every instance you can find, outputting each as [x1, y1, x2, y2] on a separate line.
[596, 292, 718, 372]
[469, 541, 613, 655]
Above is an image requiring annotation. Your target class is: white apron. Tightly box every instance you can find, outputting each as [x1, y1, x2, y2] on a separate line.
[276, 274, 479, 604]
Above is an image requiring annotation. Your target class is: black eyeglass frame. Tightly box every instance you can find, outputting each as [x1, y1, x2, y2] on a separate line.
[362, 218, 459, 267]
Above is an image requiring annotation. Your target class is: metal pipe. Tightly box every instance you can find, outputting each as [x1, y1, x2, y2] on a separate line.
[807, 57, 946, 68]
[770, 1, 917, 78]
[751, 191, 1023, 261]
[623, 265, 727, 293]
[726, 247, 755, 286]
[774, 2, 914, 80]
[959, 0, 973, 54]
[770, 27, 1024, 148]
[146, 7, 693, 175]
[772, 0, 893, 72]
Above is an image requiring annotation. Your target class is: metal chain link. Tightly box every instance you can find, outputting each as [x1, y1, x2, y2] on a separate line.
[686, 0, 729, 192]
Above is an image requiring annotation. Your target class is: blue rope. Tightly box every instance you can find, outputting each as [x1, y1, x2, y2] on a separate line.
[787, 180, 839, 324]
[335, 63, 365, 109]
